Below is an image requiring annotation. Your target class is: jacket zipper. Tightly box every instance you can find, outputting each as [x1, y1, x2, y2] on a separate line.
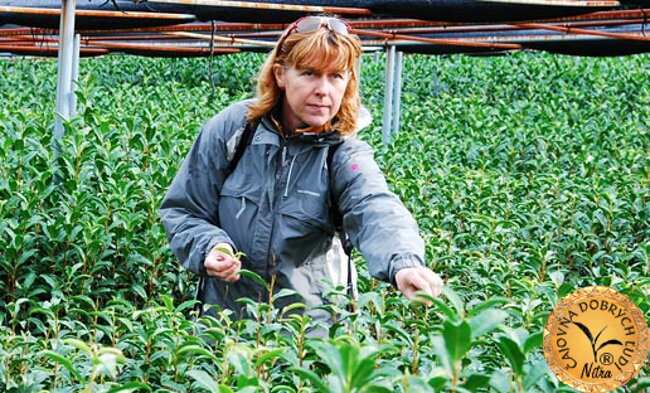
[266, 139, 287, 278]
[284, 153, 298, 198]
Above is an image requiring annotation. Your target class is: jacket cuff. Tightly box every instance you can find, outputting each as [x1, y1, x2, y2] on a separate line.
[388, 254, 424, 288]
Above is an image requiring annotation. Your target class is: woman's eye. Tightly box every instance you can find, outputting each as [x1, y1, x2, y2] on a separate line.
[302, 70, 313, 76]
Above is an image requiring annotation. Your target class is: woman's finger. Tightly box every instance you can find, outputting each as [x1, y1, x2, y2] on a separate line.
[220, 258, 241, 281]
[420, 267, 443, 297]
[222, 271, 241, 283]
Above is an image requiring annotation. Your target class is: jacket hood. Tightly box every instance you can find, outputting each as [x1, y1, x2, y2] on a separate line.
[355, 105, 372, 133]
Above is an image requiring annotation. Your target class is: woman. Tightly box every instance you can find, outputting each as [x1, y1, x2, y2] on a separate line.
[160, 16, 443, 326]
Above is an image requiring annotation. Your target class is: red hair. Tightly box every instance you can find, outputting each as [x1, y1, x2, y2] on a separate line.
[247, 24, 362, 136]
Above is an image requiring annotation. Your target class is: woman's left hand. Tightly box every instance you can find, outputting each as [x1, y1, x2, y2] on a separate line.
[395, 266, 444, 303]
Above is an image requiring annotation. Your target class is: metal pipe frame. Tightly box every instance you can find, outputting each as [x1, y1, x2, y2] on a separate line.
[167, 31, 276, 47]
[4, 17, 650, 57]
[0, 6, 195, 20]
[71, 34, 80, 118]
[391, 51, 403, 136]
[2, 8, 647, 38]
[146, 0, 372, 15]
[54, 0, 77, 153]
[86, 40, 241, 53]
[4, 16, 645, 44]
[352, 28, 523, 49]
[382, 45, 396, 146]
[0, 46, 107, 56]
[515, 22, 650, 41]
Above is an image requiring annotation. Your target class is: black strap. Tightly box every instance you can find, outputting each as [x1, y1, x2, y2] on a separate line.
[195, 119, 258, 315]
[227, 119, 259, 176]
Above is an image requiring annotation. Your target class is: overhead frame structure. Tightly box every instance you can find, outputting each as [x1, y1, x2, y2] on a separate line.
[53, 0, 76, 155]
[1, 2, 649, 143]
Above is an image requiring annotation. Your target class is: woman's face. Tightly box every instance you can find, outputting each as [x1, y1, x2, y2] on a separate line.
[274, 64, 351, 132]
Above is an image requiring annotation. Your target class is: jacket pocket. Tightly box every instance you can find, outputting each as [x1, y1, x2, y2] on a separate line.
[279, 194, 334, 234]
[218, 187, 262, 269]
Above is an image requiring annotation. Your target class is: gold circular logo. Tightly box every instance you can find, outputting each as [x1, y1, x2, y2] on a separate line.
[543, 286, 650, 392]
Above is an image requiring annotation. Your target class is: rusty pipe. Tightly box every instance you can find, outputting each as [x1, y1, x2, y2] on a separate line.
[351, 28, 522, 49]
[516, 22, 650, 41]
[146, 0, 372, 15]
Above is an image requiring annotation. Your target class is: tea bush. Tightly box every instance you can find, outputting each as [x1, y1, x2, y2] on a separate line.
[0, 51, 648, 392]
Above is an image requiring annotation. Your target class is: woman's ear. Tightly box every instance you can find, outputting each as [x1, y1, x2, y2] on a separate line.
[273, 64, 285, 90]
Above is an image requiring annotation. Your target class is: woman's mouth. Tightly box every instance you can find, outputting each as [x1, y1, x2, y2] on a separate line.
[307, 104, 329, 111]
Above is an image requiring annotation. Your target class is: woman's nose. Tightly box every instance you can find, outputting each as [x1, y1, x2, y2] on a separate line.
[313, 76, 330, 96]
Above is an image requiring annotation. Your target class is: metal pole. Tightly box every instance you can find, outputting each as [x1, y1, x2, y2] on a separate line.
[391, 51, 403, 136]
[70, 33, 80, 118]
[431, 64, 439, 97]
[382, 44, 395, 146]
[54, 0, 77, 155]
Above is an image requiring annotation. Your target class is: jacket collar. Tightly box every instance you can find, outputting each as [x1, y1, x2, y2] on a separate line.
[261, 106, 344, 147]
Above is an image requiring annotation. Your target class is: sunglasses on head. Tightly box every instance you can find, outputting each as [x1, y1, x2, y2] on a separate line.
[289, 16, 351, 35]
[277, 16, 352, 51]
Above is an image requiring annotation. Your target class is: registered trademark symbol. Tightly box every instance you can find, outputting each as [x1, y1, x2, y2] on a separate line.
[600, 352, 614, 365]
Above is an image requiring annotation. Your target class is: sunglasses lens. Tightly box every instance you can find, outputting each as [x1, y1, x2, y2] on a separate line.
[295, 17, 324, 34]
[295, 16, 349, 35]
[328, 19, 349, 34]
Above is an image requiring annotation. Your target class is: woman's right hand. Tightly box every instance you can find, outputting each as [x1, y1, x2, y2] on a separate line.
[204, 243, 241, 282]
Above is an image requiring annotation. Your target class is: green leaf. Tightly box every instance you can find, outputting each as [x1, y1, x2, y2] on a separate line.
[254, 348, 285, 367]
[201, 328, 226, 342]
[272, 288, 299, 302]
[497, 336, 524, 377]
[132, 284, 147, 300]
[442, 287, 465, 319]
[383, 322, 413, 346]
[289, 367, 329, 392]
[431, 334, 452, 377]
[175, 299, 200, 313]
[489, 372, 510, 393]
[523, 331, 543, 354]
[430, 297, 459, 322]
[239, 269, 269, 290]
[630, 378, 650, 393]
[160, 294, 175, 311]
[460, 374, 490, 390]
[443, 319, 472, 364]
[467, 297, 510, 317]
[188, 369, 219, 393]
[106, 381, 152, 393]
[41, 350, 83, 381]
[219, 385, 236, 393]
[350, 356, 377, 390]
[523, 359, 549, 391]
[178, 345, 220, 363]
[63, 338, 93, 356]
[469, 309, 507, 339]
[281, 302, 306, 314]
[359, 385, 392, 393]
[227, 346, 252, 376]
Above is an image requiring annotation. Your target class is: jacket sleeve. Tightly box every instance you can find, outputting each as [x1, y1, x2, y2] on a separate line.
[330, 138, 425, 287]
[159, 108, 244, 276]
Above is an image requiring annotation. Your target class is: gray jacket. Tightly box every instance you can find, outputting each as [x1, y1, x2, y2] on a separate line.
[159, 100, 424, 322]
